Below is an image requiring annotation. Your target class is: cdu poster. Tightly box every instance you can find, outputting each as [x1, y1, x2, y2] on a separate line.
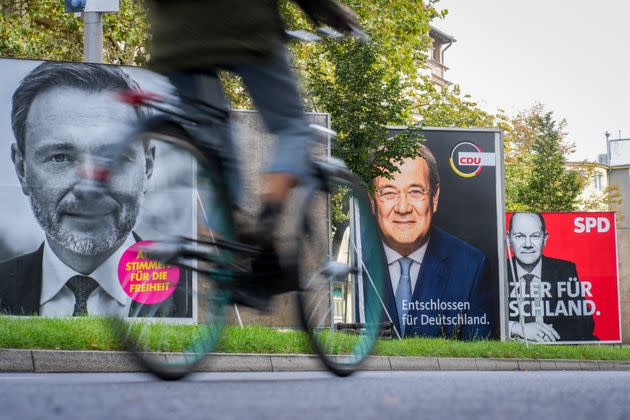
[356, 127, 506, 340]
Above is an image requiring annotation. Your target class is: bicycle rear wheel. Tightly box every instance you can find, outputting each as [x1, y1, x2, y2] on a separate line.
[107, 120, 234, 380]
[296, 163, 388, 376]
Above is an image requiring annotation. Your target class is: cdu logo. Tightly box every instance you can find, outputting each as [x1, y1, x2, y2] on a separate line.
[449, 141, 496, 178]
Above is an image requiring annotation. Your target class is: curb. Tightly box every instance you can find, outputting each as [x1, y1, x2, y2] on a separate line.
[2, 349, 630, 373]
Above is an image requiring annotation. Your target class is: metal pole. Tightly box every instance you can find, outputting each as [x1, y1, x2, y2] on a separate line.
[83, 11, 103, 63]
[234, 304, 244, 328]
[605, 131, 611, 166]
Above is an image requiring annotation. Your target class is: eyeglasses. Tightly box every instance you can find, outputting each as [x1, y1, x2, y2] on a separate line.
[377, 187, 428, 203]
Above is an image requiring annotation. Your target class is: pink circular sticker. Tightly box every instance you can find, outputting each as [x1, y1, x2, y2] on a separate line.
[118, 240, 180, 304]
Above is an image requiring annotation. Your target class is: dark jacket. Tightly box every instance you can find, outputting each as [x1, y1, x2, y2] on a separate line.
[507, 256, 597, 342]
[0, 244, 192, 317]
[380, 227, 494, 340]
[148, 0, 340, 71]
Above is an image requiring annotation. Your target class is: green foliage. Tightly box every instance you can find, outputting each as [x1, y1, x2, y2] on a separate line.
[0, 0, 83, 61]
[102, 0, 150, 66]
[275, 1, 450, 184]
[569, 162, 624, 225]
[417, 79, 499, 129]
[504, 104, 584, 212]
[0, 0, 494, 187]
[0, 0, 150, 65]
[307, 38, 423, 183]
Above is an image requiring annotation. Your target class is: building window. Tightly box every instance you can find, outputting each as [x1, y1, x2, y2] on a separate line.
[593, 172, 603, 191]
[333, 285, 345, 323]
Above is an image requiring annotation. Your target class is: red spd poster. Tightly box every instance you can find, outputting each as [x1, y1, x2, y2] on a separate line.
[505, 212, 620, 344]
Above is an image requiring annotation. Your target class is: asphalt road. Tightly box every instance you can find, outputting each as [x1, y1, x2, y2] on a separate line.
[1, 371, 629, 420]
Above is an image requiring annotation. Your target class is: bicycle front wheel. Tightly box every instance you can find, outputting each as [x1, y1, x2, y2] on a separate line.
[107, 120, 234, 380]
[296, 164, 388, 376]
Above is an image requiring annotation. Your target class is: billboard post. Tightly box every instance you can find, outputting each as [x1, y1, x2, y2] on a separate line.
[83, 11, 103, 63]
[64, 0, 120, 63]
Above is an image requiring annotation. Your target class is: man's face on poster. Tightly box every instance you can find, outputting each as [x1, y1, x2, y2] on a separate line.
[11, 86, 154, 256]
[373, 156, 439, 255]
[508, 213, 548, 266]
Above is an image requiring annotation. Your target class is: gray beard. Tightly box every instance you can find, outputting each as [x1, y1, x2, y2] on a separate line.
[29, 194, 138, 256]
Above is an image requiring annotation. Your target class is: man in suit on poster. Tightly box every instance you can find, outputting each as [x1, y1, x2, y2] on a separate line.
[507, 212, 597, 342]
[371, 145, 493, 340]
[0, 61, 189, 317]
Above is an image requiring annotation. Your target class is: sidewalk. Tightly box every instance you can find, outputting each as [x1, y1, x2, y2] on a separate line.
[2, 349, 630, 373]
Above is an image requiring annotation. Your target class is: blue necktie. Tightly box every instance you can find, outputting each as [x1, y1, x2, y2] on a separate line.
[396, 257, 413, 337]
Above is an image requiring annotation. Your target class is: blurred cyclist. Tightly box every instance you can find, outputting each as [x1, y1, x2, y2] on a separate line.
[147, 0, 358, 229]
[146, 0, 359, 301]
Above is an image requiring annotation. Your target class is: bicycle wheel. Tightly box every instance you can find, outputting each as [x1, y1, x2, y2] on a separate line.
[295, 163, 388, 376]
[105, 120, 234, 380]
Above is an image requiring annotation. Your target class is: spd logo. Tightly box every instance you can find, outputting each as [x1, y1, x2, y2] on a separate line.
[574, 217, 611, 233]
[449, 142, 496, 178]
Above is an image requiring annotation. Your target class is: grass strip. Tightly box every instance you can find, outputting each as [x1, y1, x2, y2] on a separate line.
[1, 316, 629, 361]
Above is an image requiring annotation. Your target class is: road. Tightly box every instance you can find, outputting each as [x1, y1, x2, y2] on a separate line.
[1, 371, 629, 419]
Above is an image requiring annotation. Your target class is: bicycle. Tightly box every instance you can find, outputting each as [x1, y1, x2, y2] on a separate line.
[82, 29, 388, 380]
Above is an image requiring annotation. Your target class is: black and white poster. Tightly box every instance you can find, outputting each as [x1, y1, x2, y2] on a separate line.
[0, 58, 195, 321]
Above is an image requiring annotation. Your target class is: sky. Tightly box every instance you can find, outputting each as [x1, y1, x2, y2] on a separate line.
[433, 0, 630, 161]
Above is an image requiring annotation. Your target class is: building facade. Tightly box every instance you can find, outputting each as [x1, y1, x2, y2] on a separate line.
[568, 136, 630, 228]
[425, 26, 456, 87]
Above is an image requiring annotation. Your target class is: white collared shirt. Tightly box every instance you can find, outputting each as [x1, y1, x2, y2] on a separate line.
[40, 236, 134, 317]
[383, 241, 429, 295]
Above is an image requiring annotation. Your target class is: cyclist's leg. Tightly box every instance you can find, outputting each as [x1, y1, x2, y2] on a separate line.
[233, 48, 314, 204]
[167, 71, 243, 207]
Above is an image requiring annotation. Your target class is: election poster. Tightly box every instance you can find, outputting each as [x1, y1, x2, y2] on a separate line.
[0, 58, 196, 322]
[506, 211, 621, 344]
[0, 58, 331, 327]
[335, 127, 505, 340]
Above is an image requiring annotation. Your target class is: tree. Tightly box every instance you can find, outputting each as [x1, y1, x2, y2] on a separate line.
[570, 162, 624, 225]
[274, 1, 495, 184]
[273, 0, 448, 185]
[0, 0, 149, 65]
[1, 0, 494, 185]
[416, 78, 499, 129]
[503, 104, 584, 212]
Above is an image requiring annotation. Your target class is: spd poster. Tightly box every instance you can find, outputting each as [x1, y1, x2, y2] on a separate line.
[506, 211, 621, 344]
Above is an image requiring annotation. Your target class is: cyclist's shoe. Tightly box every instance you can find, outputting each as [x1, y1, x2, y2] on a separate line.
[233, 202, 298, 299]
[231, 275, 273, 312]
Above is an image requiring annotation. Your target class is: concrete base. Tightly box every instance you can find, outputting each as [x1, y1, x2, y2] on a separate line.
[2, 350, 630, 373]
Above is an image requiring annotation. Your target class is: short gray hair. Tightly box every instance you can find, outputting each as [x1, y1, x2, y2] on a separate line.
[372, 144, 441, 197]
[419, 144, 440, 196]
[11, 61, 143, 153]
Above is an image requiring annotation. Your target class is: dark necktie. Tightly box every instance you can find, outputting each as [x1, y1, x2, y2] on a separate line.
[66, 275, 99, 316]
[522, 273, 535, 323]
[396, 257, 413, 337]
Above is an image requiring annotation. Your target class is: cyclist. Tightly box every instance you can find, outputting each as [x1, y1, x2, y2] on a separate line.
[145, 0, 360, 303]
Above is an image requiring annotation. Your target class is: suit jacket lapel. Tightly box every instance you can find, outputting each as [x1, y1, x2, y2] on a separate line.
[23, 244, 44, 315]
[381, 250, 401, 337]
[414, 230, 449, 303]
